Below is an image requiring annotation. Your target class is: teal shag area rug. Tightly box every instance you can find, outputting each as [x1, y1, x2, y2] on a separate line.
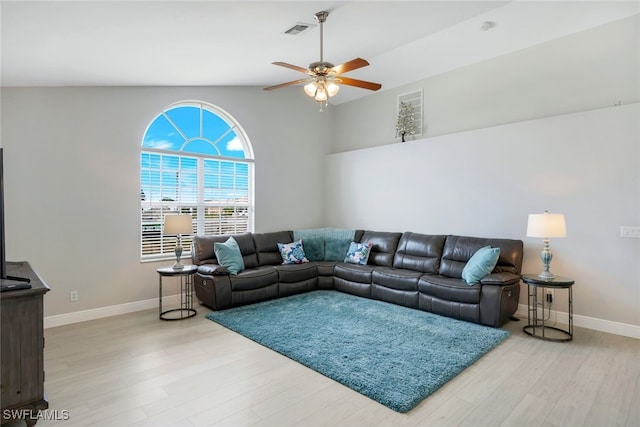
[206, 291, 509, 412]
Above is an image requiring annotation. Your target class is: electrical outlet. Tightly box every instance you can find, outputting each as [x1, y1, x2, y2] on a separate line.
[620, 226, 640, 238]
[70, 291, 79, 302]
[545, 289, 554, 303]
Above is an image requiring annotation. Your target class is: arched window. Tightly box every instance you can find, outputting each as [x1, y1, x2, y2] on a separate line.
[140, 101, 254, 260]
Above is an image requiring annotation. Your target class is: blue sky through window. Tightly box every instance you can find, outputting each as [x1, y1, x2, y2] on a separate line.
[141, 103, 250, 204]
[142, 105, 246, 158]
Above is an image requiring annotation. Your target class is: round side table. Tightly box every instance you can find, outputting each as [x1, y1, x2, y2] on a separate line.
[521, 274, 574, 342]
[157, 265, 198, 320]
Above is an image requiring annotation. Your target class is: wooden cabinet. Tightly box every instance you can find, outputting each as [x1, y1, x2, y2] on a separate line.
[1, 262, 50, 426]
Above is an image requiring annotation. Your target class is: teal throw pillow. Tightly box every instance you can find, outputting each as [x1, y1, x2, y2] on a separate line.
[302, 237, 325, 262]
[324, 238, 352, 262]
[213, 237, 245, 275]
[344, 241, 373, 265]
[277, 240, 309, 264]
[462, 246, 501, 285]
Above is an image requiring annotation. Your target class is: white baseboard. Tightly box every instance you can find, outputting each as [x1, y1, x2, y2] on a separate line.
[45, 298, 639, 339]
[515, 304, 639, 339]
[44, 298, 159, 329]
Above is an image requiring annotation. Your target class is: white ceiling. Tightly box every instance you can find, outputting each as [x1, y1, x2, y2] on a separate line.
[1, 1, 638, 104]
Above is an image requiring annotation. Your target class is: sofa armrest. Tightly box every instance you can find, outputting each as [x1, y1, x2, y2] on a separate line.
[480, 272, 520, 286]
[197, 264, 230, 275]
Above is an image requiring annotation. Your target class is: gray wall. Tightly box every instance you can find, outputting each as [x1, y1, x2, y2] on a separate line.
[1, 15, 638, 333]
[333, 14, 639, 152]
[326, 103, 639, 330]
[327, 15, 640, 333]
[1, 86, 331, 317]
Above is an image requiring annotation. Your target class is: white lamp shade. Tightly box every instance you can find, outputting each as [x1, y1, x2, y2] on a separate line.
[163, 214, 193, 235]
[304, 81, 318, 97]
[314, 85, 328, 101]
[527, 212, 567, 238]
[326, 81, 340, 97]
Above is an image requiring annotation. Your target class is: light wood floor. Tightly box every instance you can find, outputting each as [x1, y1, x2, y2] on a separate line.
[11, 301, 640, 427]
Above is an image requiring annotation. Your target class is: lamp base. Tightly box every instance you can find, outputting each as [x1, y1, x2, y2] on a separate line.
[173, 239, 184, 270]
[537, 270, 555, 280]
[538, 241, 555, 280]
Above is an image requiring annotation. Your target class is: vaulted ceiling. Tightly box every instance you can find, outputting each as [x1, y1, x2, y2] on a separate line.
[1, 1, 637, 104]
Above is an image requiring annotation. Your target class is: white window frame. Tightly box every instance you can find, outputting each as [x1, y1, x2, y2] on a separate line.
[140, 101, 255, 261]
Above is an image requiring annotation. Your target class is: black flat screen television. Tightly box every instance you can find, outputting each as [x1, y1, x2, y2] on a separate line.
[0, 148, 30, 285]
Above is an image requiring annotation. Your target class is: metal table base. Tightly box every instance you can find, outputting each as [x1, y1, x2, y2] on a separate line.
[522, 274, 574, 342]
[158, 265, 197, 321]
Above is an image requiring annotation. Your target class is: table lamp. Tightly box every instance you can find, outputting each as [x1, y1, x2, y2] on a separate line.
[526, 210, 567, 279]
[163, 214, 193, 270]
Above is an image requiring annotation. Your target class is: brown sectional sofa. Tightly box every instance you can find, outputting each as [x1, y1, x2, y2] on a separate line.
[191, 229, 523, 327]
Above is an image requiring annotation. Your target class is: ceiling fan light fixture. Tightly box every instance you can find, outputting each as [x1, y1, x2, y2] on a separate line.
[326, 81, 340, 97]
[314, 85, 328, 102]
[264, 10, 381, 111]
[304, 81, 318, 97]
[304, 79, 339, 101]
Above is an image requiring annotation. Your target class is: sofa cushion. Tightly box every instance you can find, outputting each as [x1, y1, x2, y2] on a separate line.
[324, 238, 352, 261]
[418, 275, 481, 304]
[333, 264, 373, 298]
[359, 231, 402, 267]
[253, 231, 294, 266]
[277, 240, 309, 264]
[372, 267, 422, 292]
[393, 232, 446, 273]
[301, 237, 324, 262]
[439, 235, 523, 279]
[230, 266, 279, 292]
[292, 229, 367, 262]
[275, 263, 317, 283]
[334, 263, 375, 284]
[192, 233, 258, 269]
[462, 246, 501, 285]
[192, 235, 226, 265]
[344, 241, 373, 265]
[214, 237, 245, 275]
[314, 261, 339, 276]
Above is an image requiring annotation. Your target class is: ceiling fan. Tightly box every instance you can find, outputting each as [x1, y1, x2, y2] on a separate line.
[264, 11, 382, 110]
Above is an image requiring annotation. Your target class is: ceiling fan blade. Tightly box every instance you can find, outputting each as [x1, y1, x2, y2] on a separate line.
[272, 62, 310, 74]
[337, 76, 382, 91]
[330, 58, 369, 75]
[263, 78, 310, 91]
